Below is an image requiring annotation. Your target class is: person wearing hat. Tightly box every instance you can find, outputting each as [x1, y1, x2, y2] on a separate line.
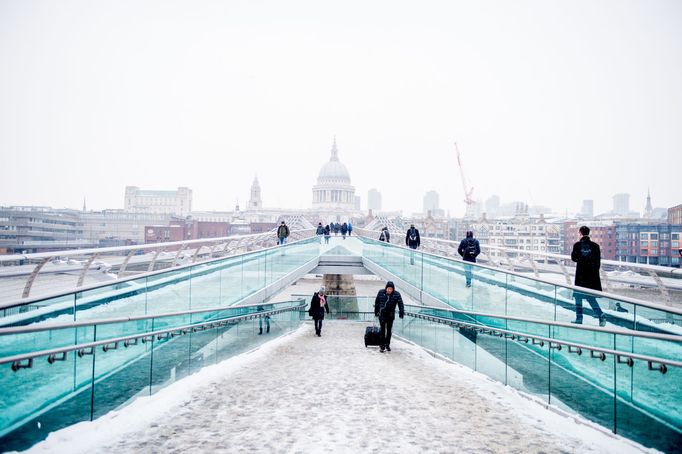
[374, 281, 404, 352]
[308, 286, 330, 337]
[316, 222, 325, 244]
[457, 230, 480, 287]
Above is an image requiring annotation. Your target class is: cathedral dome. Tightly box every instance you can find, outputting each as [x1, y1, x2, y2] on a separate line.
[312, 138, 356, 211]
[318, 160, 351, 182]
[317, 139, 351, 183]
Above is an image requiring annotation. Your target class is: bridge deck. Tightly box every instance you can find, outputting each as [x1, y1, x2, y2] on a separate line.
[25, 322, 645, 453]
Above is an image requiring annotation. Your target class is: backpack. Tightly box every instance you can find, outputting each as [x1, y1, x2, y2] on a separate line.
[380, 231, 387, 241]
[464, 240, 477, 257]
[409, 230, 418, 242]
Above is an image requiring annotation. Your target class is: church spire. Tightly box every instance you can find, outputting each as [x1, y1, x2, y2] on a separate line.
[644, 187, 653, 218]
[330, 136, 339, 161]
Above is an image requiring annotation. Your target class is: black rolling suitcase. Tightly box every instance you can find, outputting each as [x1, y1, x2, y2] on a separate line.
[364, 324, 381, 347]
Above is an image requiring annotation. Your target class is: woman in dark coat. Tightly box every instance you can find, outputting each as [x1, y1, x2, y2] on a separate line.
[323, 225, 331, 244]
[308, 286, 330, 336]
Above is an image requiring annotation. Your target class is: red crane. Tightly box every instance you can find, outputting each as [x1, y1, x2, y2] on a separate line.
[455, 142, 476, 219]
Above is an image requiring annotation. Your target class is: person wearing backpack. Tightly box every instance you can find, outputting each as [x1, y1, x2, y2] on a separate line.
[341, 222, 348, 239]
[405, 224, 421, 265]
[373, 281, 404, 352]
[277, 221, 290, 245]
[571, 226, 606, 326]
[315, 222, 325, 244]
[458, 230, 480, 287]
[379, 227, 390, 243]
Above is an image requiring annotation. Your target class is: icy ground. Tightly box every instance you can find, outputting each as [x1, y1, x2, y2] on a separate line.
[23, 322, 654, 454]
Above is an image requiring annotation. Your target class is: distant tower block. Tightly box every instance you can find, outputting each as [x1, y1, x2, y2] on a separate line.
[613, 193, 629, 216]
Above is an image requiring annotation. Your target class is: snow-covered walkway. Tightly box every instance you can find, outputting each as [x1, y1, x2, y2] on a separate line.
[25, 322, 651, 454]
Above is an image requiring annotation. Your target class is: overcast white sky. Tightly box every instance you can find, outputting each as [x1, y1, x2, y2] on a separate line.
[1, 0, 680, 217]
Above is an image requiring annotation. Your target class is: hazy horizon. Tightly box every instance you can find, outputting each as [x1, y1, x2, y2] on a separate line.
[1, 0, 681, 217]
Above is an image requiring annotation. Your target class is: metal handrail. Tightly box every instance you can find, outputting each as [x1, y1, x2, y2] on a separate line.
[0, 234, 317, 310]
[0, 299, 307, 335]
[293, 293, 682, 341]
[404, 311, 681, 372]
[402, 303, 682, 342]
[0, 229, 312, 263]
[357, 227, 682, 277]
[357, 232, 682, 316]
[298, 294, 682, 342]
[4, 303, 678, 373]
[1, 303, 306, 370]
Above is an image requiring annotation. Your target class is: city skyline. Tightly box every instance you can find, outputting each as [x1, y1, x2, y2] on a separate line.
[1, 1, 681, 216]
[0, 181, 668, 220]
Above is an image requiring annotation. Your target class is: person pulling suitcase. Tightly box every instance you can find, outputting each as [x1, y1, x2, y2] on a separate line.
[374, 281, 404, 352]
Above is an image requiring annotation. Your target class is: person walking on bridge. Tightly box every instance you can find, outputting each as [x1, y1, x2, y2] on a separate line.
[341, 222, 348, 239]
[277, 221, 290, 245]
[316, 222, 325, 244]
[308, 286, 330, 336]
[257, 304, 270, 335]
[405, 224, 421, 265]
[571, 226, 606, 327]
[458, 230, 480, 287]
[374, 281, 404, 352]
[379, 227, 390, 243]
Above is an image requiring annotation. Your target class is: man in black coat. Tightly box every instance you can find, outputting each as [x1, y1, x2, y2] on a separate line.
[406, 224, 421, 265]
[571, 226, 606, 326]
[277, 221, 290, 245]
[457, 231, 480, 287]
[374, 281, 404, 352]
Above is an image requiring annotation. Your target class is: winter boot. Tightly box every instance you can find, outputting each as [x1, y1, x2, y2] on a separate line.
[258, 328, 263, 335]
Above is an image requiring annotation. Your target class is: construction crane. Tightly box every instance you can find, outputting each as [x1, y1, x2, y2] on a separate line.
[455, 142, 476, 220]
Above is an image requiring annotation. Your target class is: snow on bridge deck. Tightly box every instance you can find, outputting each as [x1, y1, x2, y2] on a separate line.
[25, 322, 650, 454]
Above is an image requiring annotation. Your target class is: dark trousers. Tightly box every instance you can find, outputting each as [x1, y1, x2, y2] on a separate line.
[574, 293, 603, 320]
[259, 316, 270, 333]
[314, 318, 323, 333]
[380, 318, 394, 347]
